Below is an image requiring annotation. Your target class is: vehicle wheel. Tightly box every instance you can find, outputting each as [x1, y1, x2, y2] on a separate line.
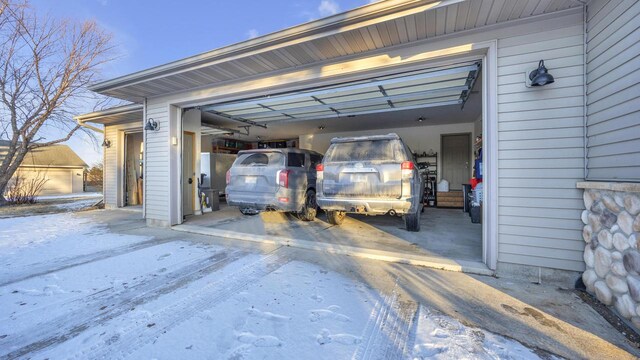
[327, 210, 346, 225]
[298, 189, 317, 221]
[404, 208, 421, 232]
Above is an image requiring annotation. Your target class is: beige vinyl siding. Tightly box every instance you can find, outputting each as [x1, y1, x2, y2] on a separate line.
[103, 122, 141, 208]
[144, 99, 170, 223]
[586, 0, 640, 181]
[497, 21, 586, 272]
[71, 167, 84, 193]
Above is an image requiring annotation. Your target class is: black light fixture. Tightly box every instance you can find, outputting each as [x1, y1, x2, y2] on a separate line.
[101, 138, 111, 148]
[528, 60, 555, 87]
[144, 118, 159, 131]
[417, 117, 425, 122]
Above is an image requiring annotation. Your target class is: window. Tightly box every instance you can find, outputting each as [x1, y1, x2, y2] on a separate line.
[235, 152, 284, 167]
[287, 153, 305, 168]
[309, 154, 323, 169]
[324, 140, 405, 162]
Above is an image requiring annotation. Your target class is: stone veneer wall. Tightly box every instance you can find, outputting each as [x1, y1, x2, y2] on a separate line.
[578, 182, 640, 328]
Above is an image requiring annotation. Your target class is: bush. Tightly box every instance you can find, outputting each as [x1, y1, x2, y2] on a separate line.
[4, 170, 49, 205]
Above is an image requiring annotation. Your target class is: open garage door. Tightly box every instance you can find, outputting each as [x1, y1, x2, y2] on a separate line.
[180, 59, 487, 273]
[201, 61, 480, 125]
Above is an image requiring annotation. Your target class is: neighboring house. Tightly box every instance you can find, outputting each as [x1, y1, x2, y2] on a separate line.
[75, 0, 640, 324]
[0, 141, 88, 196]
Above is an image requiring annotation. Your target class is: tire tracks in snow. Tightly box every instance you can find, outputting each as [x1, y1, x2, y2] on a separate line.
[0, 237, 174, 287]
[352, 283, 418, 360]
[71, 247, 291, 360]
[0, 247, 248, 360]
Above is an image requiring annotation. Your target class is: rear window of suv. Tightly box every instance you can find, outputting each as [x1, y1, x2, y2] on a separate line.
[235, 152, 285, 167]
[287, 153, 305, 168]
[324, 140, 405, 162]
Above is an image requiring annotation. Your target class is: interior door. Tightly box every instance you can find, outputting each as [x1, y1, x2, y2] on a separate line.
[183, 132, 194, 216]
[441, 134, 471, 191]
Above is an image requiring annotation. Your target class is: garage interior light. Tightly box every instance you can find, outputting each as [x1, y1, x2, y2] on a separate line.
[199, 61, 481, 126]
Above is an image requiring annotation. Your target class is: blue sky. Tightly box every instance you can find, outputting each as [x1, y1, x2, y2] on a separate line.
[30, 0, 376, 166]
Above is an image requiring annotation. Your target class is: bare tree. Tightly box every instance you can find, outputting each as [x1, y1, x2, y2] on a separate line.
[3, 168, 48, 204]
[0, 0, 114, 205]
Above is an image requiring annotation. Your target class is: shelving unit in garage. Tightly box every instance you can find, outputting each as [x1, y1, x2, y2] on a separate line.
[417, 152, 437, 207]
[212, 138, 252, 154]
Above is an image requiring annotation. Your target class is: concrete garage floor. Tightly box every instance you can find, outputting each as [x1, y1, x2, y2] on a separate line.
[179, 203, 485, 274]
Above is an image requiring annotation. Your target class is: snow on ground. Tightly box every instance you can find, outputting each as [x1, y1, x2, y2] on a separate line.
[37, 192, 102, 200]
[0, 213, 549, 359]
[53, 198, 100, 211]
[0, 213, 152, 285]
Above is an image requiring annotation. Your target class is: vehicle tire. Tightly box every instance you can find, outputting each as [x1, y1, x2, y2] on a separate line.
[404, 208, 421, 232]
[327, 210, 346, 225]
[298, 189, 317, 221]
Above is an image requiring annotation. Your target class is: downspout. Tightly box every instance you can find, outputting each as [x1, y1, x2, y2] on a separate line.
[142, 98, 147, 219]
[581, 1, 589, 181]
[75, 119, 104, 134]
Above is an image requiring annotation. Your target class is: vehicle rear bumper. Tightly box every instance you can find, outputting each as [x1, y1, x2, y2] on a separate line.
[226, 191, 302, 212]
[317, 196, 419, 215]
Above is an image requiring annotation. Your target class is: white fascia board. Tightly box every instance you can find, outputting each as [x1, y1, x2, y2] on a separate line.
[74, 104, 143, 123]
[88, 0, 465, 94]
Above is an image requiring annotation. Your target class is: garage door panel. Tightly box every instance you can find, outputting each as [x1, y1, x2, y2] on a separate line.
[201, 61, 480, 126]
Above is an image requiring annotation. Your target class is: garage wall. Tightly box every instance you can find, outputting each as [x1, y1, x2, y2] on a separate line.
[300, 122, 477, 182]
[104, 122, 142, 209]
[144, 100, 172, 225]
[139, 10, 588, 272]
[585, 0, 640, 181]
[496, 18, 585, 271]
[14, 167, 75, 195]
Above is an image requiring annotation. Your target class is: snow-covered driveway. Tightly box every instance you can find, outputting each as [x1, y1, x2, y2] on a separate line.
[0, 212, 556, 359]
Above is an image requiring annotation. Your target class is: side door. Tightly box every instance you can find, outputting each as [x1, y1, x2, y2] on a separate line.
[441, 133, 471, 191]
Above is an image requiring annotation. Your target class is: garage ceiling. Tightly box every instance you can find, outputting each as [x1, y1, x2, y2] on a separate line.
[201, 61, 480, 125]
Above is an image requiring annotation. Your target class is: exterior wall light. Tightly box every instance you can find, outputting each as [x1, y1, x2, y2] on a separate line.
[145, 118, 159, 131]
[528, 60, 555, 87]
[101, 138, 111, 148]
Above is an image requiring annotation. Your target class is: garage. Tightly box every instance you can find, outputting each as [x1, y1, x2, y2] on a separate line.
[175, 60, 488, 272]
[79, 0, 604, 281]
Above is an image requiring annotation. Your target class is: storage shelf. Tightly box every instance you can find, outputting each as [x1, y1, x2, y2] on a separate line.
[418, 152, 437, 207]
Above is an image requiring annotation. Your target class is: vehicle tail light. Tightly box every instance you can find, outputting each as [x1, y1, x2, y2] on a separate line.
[226, 170, 231, 185]
[401, 161, 414, 170]
[278, 170, 290, 188]
[316, 164, 324, 172]
[401, 161, 414, 179]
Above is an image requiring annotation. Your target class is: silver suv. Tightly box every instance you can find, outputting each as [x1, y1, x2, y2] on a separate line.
[316, 133, 424, 231]
[225, 148, 323, 221]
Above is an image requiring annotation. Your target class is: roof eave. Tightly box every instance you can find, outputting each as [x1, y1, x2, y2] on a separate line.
[88, 0, 462, 94]
[74, 103, 143, 123]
